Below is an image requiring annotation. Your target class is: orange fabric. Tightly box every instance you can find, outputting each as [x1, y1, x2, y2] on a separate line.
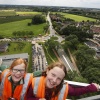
[3, 78, 23, 100]
[37, 77, 45, 98]
[0, 73, 1, 82]
[32, 76, 46, 98]
[1, 69, 32, 100]
[32, 76, 68, 100]
[51, 94, 58, 100]
[63, 83, 68, 100]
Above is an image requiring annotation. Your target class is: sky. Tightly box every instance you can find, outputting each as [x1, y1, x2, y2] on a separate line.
[0, 0, 100, 9]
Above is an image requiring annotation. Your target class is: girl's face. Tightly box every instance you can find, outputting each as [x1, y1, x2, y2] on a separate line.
[10, 63, 26, 83]
[45, 67, 65, 89]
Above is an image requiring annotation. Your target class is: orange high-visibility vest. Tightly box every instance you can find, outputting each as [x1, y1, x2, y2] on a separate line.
[0, 69, 33, 100]
[32, 76, 68, 100]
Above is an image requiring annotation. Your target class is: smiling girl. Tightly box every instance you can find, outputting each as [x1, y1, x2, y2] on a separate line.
[0, 58, 33, 100]
[26, 61, 99, 100]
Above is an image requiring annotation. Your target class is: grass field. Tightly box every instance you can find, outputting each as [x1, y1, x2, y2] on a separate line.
[0, 10, 16, 16]
[0, 10, 42, 24]
[0, 19, 46, 37]
[0, 42, 31, 55]
[0, 10, 41, 16]
[55, 12, 96, 22]
[0, 41, 32, 72]
[16, 11, 41, 15]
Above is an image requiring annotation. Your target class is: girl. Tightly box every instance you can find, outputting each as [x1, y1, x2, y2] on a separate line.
[26, 61, 99, 100]
[0, 58, 33, 100]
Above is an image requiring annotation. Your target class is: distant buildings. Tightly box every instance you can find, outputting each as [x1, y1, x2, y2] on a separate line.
[90, 26, 100, 42]
[91, 26, 100, 34]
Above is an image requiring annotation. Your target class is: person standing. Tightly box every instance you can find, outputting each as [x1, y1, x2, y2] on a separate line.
[0, 58, 33, 100]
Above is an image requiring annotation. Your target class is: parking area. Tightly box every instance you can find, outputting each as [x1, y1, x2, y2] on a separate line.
[32, 41, 48, 71]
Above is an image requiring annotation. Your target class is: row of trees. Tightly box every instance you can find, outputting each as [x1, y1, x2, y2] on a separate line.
[68, 9, 100, 20]
[12, 31, 34, 37]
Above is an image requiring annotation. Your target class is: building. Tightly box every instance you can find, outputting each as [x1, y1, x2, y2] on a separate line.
[0, 42, 8, 52]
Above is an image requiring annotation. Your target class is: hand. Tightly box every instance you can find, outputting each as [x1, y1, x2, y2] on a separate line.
[92, 83, 100, 91]
[39, 98, 46, 100]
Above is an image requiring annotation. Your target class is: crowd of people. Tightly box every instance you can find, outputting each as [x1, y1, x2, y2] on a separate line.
[0, 58, 99, 100]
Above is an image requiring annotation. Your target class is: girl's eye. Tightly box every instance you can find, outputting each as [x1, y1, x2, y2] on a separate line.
[52, 73, 55, 77]
[58, 78, 62, 81]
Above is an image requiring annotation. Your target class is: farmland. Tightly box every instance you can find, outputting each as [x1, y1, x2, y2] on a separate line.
[0, 19, 46, 37]
[0, 10, 41, 16]
[54, 12, 96, 22]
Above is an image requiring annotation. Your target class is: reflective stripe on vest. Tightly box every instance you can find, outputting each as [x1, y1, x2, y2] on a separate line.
[0, 69, 10, 97]
[33, 77, 41, 95]
[58, 84, 67, 100]
[20, 73, 31, 100]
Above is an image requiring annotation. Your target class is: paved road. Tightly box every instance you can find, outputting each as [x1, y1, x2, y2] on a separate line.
[47, 12, 64, 42]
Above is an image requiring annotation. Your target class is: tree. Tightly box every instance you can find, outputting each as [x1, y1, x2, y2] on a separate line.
[66, 70, 88, 83]
[74, 45, 95, 72]
[62, 41, 72, 50]
[46, 37, 59, 49]
[65, 35, 79, 49]
[32, 14, 46, 24]
[61, 25, 89, 42]
[27, 22, 32, 26]
[92, 60, 100, 69]
[82, 67, 100, 83]
[28, 31, 34, 37]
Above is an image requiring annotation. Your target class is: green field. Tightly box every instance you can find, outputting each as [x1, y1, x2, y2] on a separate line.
[0, 19, 46, 37]
[0, 41, 32, 72]
[0, 10, 16, 16]
[0, 10, 41, 16]
[55, 12, 96, 22]
[16, 11, 41, 15]
[0, 42, 31, 55]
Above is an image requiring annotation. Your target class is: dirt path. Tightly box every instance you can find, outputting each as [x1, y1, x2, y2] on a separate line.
[67, 48, 80, 74]
[52, 49, 62, 62]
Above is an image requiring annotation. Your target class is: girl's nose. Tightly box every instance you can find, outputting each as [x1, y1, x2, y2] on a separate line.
[53, 77, 57, 83]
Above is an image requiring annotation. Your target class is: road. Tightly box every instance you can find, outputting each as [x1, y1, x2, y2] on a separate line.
[47, 12, 64, 42]
[85, 40, 100, 58]
[46, 12, 76, 72]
